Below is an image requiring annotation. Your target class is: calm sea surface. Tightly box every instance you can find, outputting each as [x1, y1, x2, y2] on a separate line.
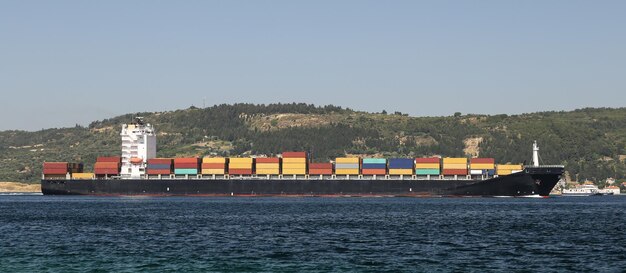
[1, 195, 625, 273]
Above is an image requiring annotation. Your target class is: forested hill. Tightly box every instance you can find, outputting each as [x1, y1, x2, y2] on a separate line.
[1, 103, 625, 184]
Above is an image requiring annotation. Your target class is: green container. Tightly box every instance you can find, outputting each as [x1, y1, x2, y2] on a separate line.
[415, 169, 440, 175]
[362, 158, 387, 164]
[174, 168, 198, 175]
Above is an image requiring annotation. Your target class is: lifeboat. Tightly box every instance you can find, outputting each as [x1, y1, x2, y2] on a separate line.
[130, 157, 143, 164]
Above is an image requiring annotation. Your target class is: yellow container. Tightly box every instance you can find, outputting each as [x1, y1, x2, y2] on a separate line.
[497, 164, 523, 170]
[415, 163, 440, 169]
[282, 168, 307, 175]
[203, 157, 226, 163]
[255, 163, 280, 169]
[443, 158, 467, 164]
[202, 169, 226, 175]
[470, 163, 495, 169]
[228, 163, 253, 169]
[283, 163, 306, 168]
[71, 173, 94, 179]
[443, 163, 467, 169]
[335, 157, 360, 164]
[282, 158, 307, 163]
[335, 169, 359, 175]
[229, 158, 253, 164]
[256, 169, 280, 175]
[389, 169, 413, 175]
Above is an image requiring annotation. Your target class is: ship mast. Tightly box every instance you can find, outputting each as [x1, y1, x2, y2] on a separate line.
[532, 140, 540, 167]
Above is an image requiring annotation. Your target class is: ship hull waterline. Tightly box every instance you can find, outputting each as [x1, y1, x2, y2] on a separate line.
[41, 171, 561, 197]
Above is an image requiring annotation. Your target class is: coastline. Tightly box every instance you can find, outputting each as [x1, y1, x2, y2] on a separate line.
[0, 182, 41, 193]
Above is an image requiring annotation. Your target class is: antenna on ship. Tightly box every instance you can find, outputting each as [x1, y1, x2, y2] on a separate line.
[532, 140, 540, 167]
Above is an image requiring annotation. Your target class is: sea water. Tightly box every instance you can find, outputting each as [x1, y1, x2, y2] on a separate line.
[1, 196, 625, 272]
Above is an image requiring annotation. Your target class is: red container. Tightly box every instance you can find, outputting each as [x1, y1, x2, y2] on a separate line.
[309, 169, 333, 175]
[95, 162, 120, 169]
[147, 169, 171, 175]
[174, 158, 199, 164]
[415, 158, 440, 163]
[362, 169, 387, 175]
[202, 163, 226, 169]
[282, 152, 307, 158]
[309, 163, 333, 169]
[442, 169, 468, 175]
[148, 158, 173, 165]
[470, 158, 495, 164]
[255, 158, 280, 163]
[229, 169, 253, 175]
[43, 168, 68, 175]
[174, 163, 198, 169]
[43, 162, 68, 169]
[94, 168, 120, 175]
[97, 156, 121, 163]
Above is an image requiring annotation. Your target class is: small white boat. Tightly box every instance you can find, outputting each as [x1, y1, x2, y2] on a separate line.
[562, 184, 599, 196]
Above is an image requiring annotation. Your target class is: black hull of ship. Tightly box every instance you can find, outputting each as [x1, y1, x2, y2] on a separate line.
[41, 169, 562, 197]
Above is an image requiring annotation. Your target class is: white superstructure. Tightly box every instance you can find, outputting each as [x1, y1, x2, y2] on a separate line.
[120, 117, 157, 178]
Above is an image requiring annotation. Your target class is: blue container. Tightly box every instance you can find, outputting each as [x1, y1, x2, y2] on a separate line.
[484, 169, 495, 176]
[148, 164, 171, 170]
[174, 169, 198, 175]
[388, 158, 413, 169]
[362, 158, 387, 164]
[362, 163, 386, 169]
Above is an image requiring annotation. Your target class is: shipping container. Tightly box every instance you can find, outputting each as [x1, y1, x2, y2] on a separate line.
[414, 163, 440, 169]
[201, 169, 226, 175]
[388, 158, 414, 169]
[147, 169, 172, 175]
[282, 158, 307, 163]
[70, 173, 94, 179]
[309, 163, 333, 169]
[362, 158, 387, 164]
[282, 152, 307, 158]
[361, 169, 386, 175]
[470, 163, 495, 170]
[442, 169, 468, 175]
[174, 163, 199, 169]
[256, 169, 280, 175]
[470, 170, 483, 175]
[255, 158, 280, 163]
[361, 163, 386, 169]
[147, 164, 172, 170]
[414, 158, 440, 164]
[94, 162, 120, 169]
[335, 157, 360, 164]
[43, 168, 68, 175]
[228, 158, 253, 164]
[255, 163, 280, 169]
[335, 169, 359, 175]
[335, 163, 359, 169]
[282, 169, 306, 175]
[174, 169, 198, 175]
[282, 163, 306, 168]
[309, 169, 333, 175]
[202, 157, 227, 163]
[470, 158, 495, 164]
[229, 163, 253, 169]
[415, 169, 440, 175]
[442, 163, 467, 169]
[497, 164, 523, 170]
[388, 169, 413, 175]
[174, 158, 199, 164]
[147, 158, 172, 165]
[443, 158, 467, 164]
[201, 163, 226, 169]
[228, 169, 253, 175]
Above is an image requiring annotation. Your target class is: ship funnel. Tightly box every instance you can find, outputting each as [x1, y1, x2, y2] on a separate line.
[532, 140, 540, 167]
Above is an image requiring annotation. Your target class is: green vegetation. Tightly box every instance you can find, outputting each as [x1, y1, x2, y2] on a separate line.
[1, 103, 625, 184]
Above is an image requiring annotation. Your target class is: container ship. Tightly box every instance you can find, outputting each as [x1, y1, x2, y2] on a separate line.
[41, 118, 564, 197]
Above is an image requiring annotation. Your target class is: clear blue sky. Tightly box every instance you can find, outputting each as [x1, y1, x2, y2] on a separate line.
[1, 1, 625, 131]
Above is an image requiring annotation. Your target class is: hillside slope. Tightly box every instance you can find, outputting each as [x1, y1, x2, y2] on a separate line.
[1, 103, 625, 184]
